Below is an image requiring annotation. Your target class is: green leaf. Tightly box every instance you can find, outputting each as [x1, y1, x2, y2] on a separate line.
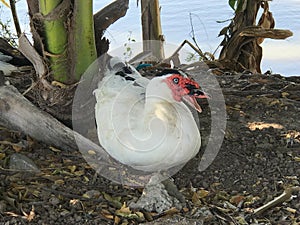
[218, 26, 229, 37]
[228, 0, 237, 10]
[102, 192, 122, 209]
[229, 0, 247, 13]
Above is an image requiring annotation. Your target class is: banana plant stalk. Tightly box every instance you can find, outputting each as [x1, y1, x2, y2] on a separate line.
[39, 0, 68, 83]
[70, 0, 97, 81]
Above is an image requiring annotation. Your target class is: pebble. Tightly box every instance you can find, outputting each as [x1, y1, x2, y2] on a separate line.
[49, 196, 60, 206]
[9, 153, 40, 173]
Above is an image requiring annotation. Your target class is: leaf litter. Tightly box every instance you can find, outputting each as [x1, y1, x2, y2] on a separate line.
[0, 73, 299, 224]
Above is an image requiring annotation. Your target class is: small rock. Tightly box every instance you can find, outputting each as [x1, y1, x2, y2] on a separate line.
[60, 209, 70, 216]
[83, 190, 101, 199]
[129, 181, 182, 213]
[49, 196, 60, 206]
[9, 153, 40, 173]
[74, 214, 82, 222]
[191, 206, 214, 221]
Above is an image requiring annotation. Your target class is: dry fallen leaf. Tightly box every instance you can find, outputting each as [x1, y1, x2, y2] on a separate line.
[116, 202, 144, 220]
[230, 195, 245, 205]
[285, 207, 297, 214]
[182, 207, 189, 213]
[70, 199, 79, 205]
[49, 146, 61, 152]
[54, 179, 65, 185]
[281, 92, 290, 98]
[118, 202, 131, 214]
[102, 213, 114, 220]
[103, 192, 122, 209]
[114, 215, 121, 224]
[191, 192, 202, 206]
[6, 206, 35, 222]
[197, 189, 209, 199]
[12, 143, 23, 152]
[191, 189, 210, 207]
[68, 165, 77, 173]
[294, 156, 300, 162]
[74, 170, 85, 176]
[0, 152, 5, 160]
[164, 207, 180, 215]
[21, 205, 35, 222]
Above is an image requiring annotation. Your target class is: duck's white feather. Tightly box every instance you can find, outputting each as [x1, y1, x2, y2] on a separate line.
[94, 58, 201, 171]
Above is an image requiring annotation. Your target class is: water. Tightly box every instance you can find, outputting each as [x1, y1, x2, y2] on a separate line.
[1, 0, 299, 75]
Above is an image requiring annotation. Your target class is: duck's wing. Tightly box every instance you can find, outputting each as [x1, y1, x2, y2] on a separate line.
[94, 57, 150, 148]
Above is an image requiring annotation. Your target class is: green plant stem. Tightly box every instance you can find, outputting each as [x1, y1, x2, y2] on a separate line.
[71, 0, 97, 81]
[39, 0, 68, 82]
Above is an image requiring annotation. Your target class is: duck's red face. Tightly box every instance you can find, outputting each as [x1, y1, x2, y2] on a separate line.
[164, 74, 209, 112]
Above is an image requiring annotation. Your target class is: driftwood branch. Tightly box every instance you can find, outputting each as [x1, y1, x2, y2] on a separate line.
[93, 0, 129, 55]
[0, 84, 109, 162]
[93, 0, 129, 32]
[240, 27, 293, 40]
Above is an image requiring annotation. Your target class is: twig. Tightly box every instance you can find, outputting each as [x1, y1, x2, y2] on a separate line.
[189, 12, 206, 58]
[253, 186, 300, 215]
[160, 40, 207, 65]
[9, 0, 22, 37]
[211, 205, 239, 225]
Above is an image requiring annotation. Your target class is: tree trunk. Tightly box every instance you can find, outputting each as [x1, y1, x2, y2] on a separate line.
[69, 0, 97, 82]
[218, 0, 261, 73]
[141, 0, 164, 61]
[218, 0, 293, 74]
[22, 1, 130, 123]
[39, 0, 69, 82]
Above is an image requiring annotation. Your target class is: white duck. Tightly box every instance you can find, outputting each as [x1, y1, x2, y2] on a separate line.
[94, 57, 208, 172]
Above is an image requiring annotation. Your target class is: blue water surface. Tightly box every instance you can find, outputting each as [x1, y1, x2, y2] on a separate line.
[1, 0, 299, 75]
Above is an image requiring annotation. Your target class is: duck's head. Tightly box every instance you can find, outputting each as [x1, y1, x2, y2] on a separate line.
[162, 73, 209, 113]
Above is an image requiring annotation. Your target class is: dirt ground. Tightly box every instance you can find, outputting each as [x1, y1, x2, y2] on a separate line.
[0, 72, 299, 224]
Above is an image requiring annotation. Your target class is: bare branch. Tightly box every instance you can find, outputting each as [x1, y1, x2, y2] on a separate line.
[240, 27, 293, 40]
[9, 0, 22, 37]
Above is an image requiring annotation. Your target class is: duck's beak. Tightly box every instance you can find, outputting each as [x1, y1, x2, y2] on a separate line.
[183, 95, 203, 112]
[191, 89, 210, 99]
[183, 89, 210, 113]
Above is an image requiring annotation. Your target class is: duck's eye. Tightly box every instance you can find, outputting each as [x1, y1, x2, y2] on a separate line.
[173, 77, 179, 84]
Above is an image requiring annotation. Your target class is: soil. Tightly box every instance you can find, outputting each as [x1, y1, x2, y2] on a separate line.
[0, 72, 299, 224]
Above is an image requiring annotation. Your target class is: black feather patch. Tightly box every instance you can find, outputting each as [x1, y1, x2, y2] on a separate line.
[115, 68, 135, 81]
[156, 69, 182, 77]
[123, 66, 133, 74]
